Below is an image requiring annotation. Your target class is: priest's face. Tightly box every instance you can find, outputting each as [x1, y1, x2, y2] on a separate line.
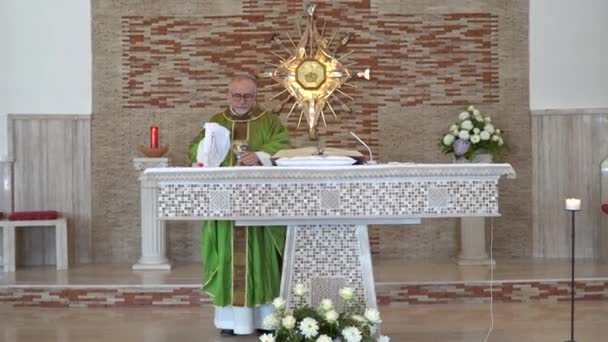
[228, 78, 257, 116]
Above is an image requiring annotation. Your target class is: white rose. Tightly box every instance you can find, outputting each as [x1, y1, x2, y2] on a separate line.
[467, 105, 475, 112]
[491, 135, 499, 142]
[459, 111, 470, 120]
[458, 130, 470, 140]
[364, 308, 382, 324]
[316, 335, 332, 342]
[325, 310, 339, 323]
[293, 283, 308, 297]
[495, 128, 501, 134]
[319, 298, 334, 312]
[461, 120, 473, 130]
[473, 109, 480, 116]
[442, 134, 455, 146]
[473, 127, 480, 134]
[451, 127, 459, 135]
[484, 116, 492, 123]
[339, 287, 355, 301]
[282, 315, 296, 330]
[480, 131, 490, 140]
[263, 313, 279, 330]
[378, 336, 391, 342]
[470, 134, 480, 144]
[484, 123, 495, 134]
[450, 124, 459, 132]
[498, 137, 504, 146]
[272, 297, 285, 310]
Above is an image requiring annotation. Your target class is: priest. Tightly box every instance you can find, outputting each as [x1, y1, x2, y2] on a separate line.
[188, 74, 291, 337]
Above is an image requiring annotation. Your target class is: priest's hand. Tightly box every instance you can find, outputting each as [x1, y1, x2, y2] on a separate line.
[239, 152, 261, 166]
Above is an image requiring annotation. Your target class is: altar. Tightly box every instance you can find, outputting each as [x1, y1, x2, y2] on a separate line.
[133, 163, 515, 309]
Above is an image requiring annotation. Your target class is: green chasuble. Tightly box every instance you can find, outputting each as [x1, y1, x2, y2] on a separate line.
[188, 106, 290, 307]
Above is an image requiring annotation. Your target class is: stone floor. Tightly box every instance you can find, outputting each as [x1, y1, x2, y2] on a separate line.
[1, 257, 607, 341]
[1, 257, 607, 286]
[1, 301, 607, 341]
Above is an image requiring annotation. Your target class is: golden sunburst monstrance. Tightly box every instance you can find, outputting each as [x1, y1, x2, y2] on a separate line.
[257, 4, 370, 140]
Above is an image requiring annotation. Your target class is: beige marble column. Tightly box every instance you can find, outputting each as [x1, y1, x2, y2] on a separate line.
[457, 217, 495, 266]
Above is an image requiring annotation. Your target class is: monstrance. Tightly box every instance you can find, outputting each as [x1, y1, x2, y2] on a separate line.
[257, 4, 370, 140]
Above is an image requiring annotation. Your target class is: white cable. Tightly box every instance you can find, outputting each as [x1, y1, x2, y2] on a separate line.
[483, 217, 495, 342]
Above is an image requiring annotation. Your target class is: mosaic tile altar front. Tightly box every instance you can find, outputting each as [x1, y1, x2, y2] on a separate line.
[151, 164, 516, 219]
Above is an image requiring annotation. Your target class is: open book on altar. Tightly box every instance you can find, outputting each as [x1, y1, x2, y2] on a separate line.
[272, 146, 366, 166]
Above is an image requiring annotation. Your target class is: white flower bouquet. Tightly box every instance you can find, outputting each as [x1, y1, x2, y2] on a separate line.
[440, 105, 506, 161]
[259, 284, 389, 342]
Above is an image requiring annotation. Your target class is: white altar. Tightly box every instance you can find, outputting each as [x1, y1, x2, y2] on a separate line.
[133, 163, 515, 309]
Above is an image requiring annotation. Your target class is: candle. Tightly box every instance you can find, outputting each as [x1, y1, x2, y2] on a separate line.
[565, 198, 581, 211]
[150, 126, 159, 149]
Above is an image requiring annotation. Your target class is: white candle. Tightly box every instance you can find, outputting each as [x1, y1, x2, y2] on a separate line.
[565, 198, 581, 210]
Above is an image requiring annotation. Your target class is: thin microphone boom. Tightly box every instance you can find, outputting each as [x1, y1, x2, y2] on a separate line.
[350, 131, 374, 164]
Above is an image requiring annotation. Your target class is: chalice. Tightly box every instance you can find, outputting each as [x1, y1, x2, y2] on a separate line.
[231, 140, 249, 165]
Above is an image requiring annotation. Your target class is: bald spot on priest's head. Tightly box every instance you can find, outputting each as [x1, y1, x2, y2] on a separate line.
[228, 75, 257, 116]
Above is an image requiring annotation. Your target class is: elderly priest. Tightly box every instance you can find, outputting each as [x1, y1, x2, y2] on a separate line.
[188, 75, 290, 337]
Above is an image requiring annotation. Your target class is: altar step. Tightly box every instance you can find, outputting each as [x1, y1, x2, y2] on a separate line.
[1, 279, 608, 308]
[1, 259, 607, 308]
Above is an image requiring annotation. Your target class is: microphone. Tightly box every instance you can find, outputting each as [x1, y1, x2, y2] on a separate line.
[350, 131, 375, 164]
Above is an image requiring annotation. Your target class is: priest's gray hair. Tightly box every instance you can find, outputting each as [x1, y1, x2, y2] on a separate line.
[228, 74, 257, 89]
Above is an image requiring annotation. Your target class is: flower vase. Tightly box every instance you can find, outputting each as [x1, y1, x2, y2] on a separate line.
[453, 150, 493, 164]
[471, 151, 492, 163]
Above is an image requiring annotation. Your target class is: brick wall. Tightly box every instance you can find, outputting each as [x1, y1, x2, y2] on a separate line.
[92, 0, 530, 262]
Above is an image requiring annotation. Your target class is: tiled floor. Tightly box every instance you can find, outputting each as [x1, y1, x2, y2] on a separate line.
[1, 301, 607, 341]
[1, 257, 607, 341]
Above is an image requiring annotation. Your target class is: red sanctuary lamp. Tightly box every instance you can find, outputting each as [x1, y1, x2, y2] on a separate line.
[138, 125, 168, 158]
[150, 126, 159, 148]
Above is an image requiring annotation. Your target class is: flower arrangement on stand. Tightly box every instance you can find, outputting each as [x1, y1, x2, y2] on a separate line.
[440, 105, 506, 161]
[259, 284, 389, 342]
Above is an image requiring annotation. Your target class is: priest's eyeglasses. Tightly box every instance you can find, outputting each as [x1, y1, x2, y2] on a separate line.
[230, 93, 255, 101]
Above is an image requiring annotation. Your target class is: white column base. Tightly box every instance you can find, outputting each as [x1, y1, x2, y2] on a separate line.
[133, 158, 172, 272]
[457, 217, 495, 266]
[132, 261, 172, 271]
[456, 256, 496, 266]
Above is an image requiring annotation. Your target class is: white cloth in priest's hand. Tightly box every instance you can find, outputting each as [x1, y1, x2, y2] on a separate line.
[197, 122, 230, 167]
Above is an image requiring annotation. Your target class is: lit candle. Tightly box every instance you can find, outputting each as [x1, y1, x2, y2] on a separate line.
[565, 198, 581, 211]
[150, 126, 159, 149]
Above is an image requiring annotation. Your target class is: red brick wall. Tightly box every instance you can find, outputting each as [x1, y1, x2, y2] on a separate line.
[120, 6, 498, 153]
